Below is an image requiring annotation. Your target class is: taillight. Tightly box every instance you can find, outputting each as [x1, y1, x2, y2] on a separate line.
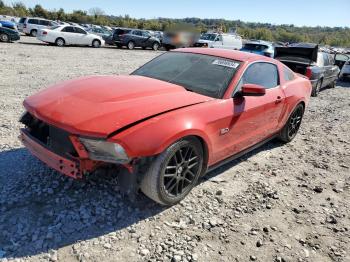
[42, 31, 47, 35]
[23, 24, 27, 28]
[305, 67, 312, 79]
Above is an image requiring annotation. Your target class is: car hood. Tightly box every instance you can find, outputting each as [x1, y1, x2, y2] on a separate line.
[24, 75, 213, 137]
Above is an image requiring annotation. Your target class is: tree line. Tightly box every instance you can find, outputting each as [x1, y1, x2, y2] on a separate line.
[1, 1, 350, 47]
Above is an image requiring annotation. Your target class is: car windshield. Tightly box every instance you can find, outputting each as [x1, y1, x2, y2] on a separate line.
[50, 25, 60, 30]
[132, 52, 241, 98]
[243, 43, 268, 51]
[200, 33, 217, 41]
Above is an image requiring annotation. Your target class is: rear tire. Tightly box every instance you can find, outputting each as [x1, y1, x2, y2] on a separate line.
[127, 41, 135, 50]
[30, 29, 37, 37]
[329, 79, 336, 88]
[152, 42, 160, 51]
[278, 103, 304, 143]
[55, 38, 65, 47]
[92, 39, 101, 48]
[311, 79, 322, 97]
[140, 138, 204, 206]
[0, 33, 10, 42]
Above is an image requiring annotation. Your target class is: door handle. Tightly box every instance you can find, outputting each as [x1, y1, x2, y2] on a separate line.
[275, 96, 282, 104]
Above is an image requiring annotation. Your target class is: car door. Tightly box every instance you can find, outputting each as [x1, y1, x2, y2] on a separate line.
[224, 62, 285, 157]
[141, 31, 153, 47]
[212, 35, 223, 48]
[131, 30, 143, 46]
[60, 26, 75, 44]
[73, 27, 90, 45]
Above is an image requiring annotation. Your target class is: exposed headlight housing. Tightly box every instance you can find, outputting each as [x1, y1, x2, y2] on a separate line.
[79, 138, 130, 164]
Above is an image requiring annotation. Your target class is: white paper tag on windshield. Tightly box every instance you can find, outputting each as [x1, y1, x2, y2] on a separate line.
[212, 59, 239, 68]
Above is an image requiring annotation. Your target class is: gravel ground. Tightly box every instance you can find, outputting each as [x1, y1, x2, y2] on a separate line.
[0, 36, 349, 262]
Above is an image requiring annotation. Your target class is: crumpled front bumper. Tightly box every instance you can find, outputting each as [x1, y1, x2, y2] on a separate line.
[20, 129, 99, 179]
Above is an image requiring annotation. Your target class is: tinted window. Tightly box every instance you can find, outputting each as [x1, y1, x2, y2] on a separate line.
[19, 17, 26, 23]
[243, 44, 268, 51]
[132, 52, 240, 98]
[200, 33, 217, 41]
[61, 26, 75, 33]
[132, 30, 142, 36]
[75, 27, 86, 34]
[283, 66, 295, 82]
[28, 19, 38, 24]
[114, 29, 130, 35]
[39, 20, 50, 26]
[242, 62, 279, 89]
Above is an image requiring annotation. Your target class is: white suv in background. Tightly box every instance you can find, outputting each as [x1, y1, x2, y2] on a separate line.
[193, 32, 243, 50]
[18, 17, 57, 37]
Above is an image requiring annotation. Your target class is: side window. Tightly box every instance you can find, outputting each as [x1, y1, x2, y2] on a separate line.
[133, 30, 142, 36]
[74, 27, 86, 34]
[142, 31, 151, 37]
[328, 54, 335, 65]
[39, 20, 50, 26]
[28, 19, 38, 24]
[322, 53, 330, 66]
[242, 62, 279, 89]
[61, 26, 75, 33]
[283, 66, 295, 82]
[216, 35, 223, 42]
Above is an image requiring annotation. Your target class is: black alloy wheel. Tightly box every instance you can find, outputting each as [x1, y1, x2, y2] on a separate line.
[278, 103, 304, 143]
[140, 138, 204, 206]
[287, 105, 303, 140]
[162, 145, 200, 197]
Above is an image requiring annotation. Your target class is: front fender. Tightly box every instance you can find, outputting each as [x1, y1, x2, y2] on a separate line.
[108, 112, 213, 160]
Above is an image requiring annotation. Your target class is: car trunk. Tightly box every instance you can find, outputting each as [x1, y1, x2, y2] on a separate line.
[275, 44, 318, 76]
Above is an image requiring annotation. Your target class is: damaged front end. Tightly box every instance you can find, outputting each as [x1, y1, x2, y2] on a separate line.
[19, 112, 104, 179]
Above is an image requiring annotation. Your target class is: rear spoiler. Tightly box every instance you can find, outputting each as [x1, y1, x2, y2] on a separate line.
[275, 45, 318, 65]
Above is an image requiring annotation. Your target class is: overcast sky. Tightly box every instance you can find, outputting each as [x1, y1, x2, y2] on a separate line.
[5, 0, 350, 27]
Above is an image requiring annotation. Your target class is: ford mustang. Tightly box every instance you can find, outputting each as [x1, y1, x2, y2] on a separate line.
[20, 48, 312, 205]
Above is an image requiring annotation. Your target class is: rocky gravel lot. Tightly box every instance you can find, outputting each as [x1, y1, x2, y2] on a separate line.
[0, 36, 349, 262]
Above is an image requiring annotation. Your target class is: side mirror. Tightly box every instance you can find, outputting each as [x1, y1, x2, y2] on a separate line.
[241, 84, 266, 96]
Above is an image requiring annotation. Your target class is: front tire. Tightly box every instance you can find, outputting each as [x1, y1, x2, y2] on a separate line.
[92, 39, 101, 48]
[311, 79, 322, 97]
[0, 33, 10, 42]
[278, 103, 304, 143]
[127, 41, 135, 50]
[140, 138, 203, 206]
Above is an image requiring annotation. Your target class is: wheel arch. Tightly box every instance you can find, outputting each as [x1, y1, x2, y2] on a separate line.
[281, 100, 306, 128]
[55, 37, 65, 43]
[110, 125, 213, 168]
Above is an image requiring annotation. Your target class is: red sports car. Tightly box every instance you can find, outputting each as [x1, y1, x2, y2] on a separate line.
[20, 48, 312, 205]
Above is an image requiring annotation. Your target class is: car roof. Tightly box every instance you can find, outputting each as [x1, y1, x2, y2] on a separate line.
[245, 40, 272, 46]
[173, 48, 275, 63]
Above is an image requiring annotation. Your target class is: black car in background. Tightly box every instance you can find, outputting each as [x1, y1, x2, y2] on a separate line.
[275, 44, 340, 96]
[0, 26, 20, 42]
[106, 28, 161, 50]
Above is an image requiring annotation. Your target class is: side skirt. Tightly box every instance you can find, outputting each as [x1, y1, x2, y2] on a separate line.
[206, 134, 278, 173]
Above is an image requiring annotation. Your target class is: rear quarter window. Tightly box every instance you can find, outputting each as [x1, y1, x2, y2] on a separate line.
[283, 66, 295, 82]
[39, 20, 50, 26]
